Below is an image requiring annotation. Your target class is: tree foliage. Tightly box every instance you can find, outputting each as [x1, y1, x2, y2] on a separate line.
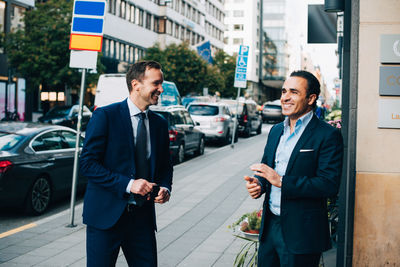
[144, 42, 236, 98]
[212, 50, 237, 98]
[5, 0, 103, 91]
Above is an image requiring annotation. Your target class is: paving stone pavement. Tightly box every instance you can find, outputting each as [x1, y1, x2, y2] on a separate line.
[0, 127, 336, 266]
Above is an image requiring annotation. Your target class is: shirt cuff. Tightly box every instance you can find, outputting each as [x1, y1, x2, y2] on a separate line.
[161, 186, 171, 195]
[126, 179, 134, 193]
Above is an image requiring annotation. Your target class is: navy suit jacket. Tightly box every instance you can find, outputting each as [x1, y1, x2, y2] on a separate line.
[79, 99, 173, 230]
[257, 115, 343, 254]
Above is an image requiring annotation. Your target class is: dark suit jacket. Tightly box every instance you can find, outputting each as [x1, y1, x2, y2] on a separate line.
[257, 115, 343, 254]
[79, 99, 173, 230]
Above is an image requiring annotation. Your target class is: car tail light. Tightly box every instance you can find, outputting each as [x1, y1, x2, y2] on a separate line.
[0, 160, 13, 173]
[243, 115, 248, 123]
[94, 105, 98, 111]
[214, 117, 226, 122]
[169, 130, 178, 142]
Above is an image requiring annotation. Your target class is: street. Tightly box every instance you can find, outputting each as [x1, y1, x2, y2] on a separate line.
[0, 124, 272, 266]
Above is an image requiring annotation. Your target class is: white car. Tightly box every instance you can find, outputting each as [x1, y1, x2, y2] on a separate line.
[187, 102, 238, 145]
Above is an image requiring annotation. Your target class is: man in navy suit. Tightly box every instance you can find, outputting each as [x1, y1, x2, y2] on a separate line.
[245, 71, 343, 267]
[80, 61, 173, 267]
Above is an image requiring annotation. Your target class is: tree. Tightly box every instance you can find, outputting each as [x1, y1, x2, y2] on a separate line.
[145, 42, 207, 96]
[213, 50, 237, 98]
[6, 0, 103, 94]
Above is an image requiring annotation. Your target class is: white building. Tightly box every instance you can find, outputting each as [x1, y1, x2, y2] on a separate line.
[223, 0, 262, 100]
[102, 0, 225, 73]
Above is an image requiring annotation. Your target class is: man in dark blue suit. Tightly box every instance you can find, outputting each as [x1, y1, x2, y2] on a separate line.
[80, 61, 173, 267]
[245, 71, 343, 267]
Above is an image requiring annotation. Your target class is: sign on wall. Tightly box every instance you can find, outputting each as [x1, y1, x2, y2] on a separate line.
[379, 66, 400, 96]
[380, 34, 400, 63]
[378, 99, 400, 129]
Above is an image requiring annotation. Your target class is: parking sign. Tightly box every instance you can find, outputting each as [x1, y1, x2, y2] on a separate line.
[234, 45, 249, 88]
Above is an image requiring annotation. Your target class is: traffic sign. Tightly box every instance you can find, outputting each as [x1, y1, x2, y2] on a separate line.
[234, 45, 249, 88]
[69, 0, 106, 52]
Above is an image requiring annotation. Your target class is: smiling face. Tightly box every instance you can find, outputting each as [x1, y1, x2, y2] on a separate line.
[130, 67, 164, 111]
[280, 76, 317, 122]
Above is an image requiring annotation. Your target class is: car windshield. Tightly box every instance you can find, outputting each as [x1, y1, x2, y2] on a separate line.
[264, 105, 281, 110]
[0, 133, 25, 151]
[46, 106, 71, 116]
[188, 105, 219, 116]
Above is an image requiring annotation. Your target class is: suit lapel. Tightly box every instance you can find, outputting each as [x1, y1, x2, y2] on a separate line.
[268, 123, 284, 167]
[148, 111, 157, 180]
[285, 115, 319, 174]
[119, 99, 135, 163]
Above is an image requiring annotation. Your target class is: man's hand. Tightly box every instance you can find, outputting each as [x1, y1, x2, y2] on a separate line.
[154, 187, 170, 204]
[130, 179, 156, 196]
[244, 176, 262, 199]
[250, 163, 282, 188]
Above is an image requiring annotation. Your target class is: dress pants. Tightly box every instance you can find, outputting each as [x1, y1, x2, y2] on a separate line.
[86, 203, 157, 267]
[258, 214, 321, 267]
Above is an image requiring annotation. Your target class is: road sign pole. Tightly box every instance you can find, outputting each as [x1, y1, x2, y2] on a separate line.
[68, 68, 86, 228]
[231, 86, 241, 148]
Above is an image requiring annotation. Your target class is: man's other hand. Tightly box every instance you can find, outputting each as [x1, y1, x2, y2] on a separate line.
[244, 176, 261, 199]
[154, 187, 170, 204]
[130, 179, 156, 196]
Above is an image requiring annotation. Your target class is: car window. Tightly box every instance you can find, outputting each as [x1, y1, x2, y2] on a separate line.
[174, 111, 185, 125]
[0, 133, 24, 151]
[154, 111, 171, 126]
[182, 111, 195, 125]
[47, 106, 70, 116]
[32, 131, 64, 152]
[59, 130, 83, 148]
[264, 104, 281, 110]
[188, 105, 219, 116]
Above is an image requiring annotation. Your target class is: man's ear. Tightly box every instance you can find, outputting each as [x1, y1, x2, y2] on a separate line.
[131, 79, 139, 91]
[308, 94, 317, 106]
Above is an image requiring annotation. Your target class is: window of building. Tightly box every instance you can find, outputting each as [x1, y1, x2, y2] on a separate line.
[233, 10, 244, 17]
[180, 1, 185, 15]
[0, 1, 5, 35]
[125, 3, 130, 21]
[120, 43, 125, 61]
[166, 19, 173, 35]
[138, 8, 144, 26]
[234, 0, 244, 2]
[145, 12, 152, 30]
[110, 40, 115, 58]
[233, 24, 244, 31]
[104, 39, 110, 57]
[115, 42, 120, 60]
[108, 0, 116, 14]
[129, 5, 135, 22]
[115, 0, 121, 17]
[233, 38, 243, 45]
[174, 23, 179, 38]
[10, 5, 26, 31]
[130, 46, 134, 62]
[120, 0, 125, 18]
[158, 17, 166, 33]
[180, 26, 184, 40]
[125, 44, 129, 62]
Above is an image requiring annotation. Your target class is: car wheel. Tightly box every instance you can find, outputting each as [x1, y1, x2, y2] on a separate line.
[26, 176, 52, 215]
[256, 123, 262, 135]
[176, 143, 185, 164]
[234, 130, 239, 143]
[224, 130, 232, 145]
[196, 137, 205, 155]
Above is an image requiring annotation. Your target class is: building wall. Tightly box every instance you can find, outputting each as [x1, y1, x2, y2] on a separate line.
[353, 0, 400, 265]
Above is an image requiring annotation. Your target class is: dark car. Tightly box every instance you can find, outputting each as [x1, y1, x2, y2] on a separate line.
[219, 99, 263, 137]
[0, 122, 86, 215]
[38, 105, 92, 131]
[150, 105, 205, 164]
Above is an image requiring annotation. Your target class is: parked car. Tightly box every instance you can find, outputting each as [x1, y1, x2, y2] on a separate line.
[0, 122, 86, 215]
[219, 99, 262, 137]
[149, 105, 205, 164]
[94, 73, 182, 109]
[262, 100, 284, 123]
[187, 102, 238, 145]
[38, 105, 92, 131]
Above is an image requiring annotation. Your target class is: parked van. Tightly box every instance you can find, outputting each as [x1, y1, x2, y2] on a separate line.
[94, 73, 182, 109]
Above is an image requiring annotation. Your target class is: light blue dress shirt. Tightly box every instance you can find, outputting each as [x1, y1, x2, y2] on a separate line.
[269, 111, 313, 216]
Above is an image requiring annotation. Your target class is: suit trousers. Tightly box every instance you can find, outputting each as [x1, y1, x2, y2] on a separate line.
[258, 214, 321, 267]
[86, 203, 157, 267]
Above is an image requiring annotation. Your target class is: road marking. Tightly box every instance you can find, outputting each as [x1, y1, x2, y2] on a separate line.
[0, 223, 37, 239]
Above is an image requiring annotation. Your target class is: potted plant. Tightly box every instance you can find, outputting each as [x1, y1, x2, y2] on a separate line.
[229, 209, 262, 267]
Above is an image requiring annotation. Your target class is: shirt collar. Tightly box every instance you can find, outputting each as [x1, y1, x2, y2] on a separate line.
[283, 110, 314, 133]
[127, 98, 148, 118]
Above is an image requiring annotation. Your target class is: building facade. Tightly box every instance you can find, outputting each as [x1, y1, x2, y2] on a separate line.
[101, 0, 225, 73]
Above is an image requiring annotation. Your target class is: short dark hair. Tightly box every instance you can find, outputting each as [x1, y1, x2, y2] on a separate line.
[289, 70, 320, 108]
[126, 60, 162, 92]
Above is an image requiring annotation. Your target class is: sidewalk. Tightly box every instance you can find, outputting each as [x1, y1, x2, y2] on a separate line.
[0, 133, 337, 266]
